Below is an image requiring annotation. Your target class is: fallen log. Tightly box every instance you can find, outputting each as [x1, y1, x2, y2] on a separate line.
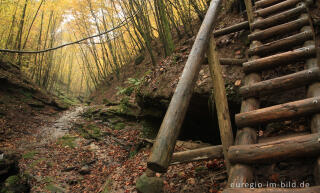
[170, 145, 223, 165]
[228, 133, 320, 164]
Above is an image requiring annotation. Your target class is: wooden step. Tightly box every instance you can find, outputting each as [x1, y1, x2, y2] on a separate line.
[228, 133, 320, 164]
[255, 0, 284, 9]
[235, 96, 320, 128]
[240, 67, 320, 97]
[244, 45, 315, 73]
[248, 29, 313, 56]
[252, 3, 307, 30]
[259, 131, 310, 143]
[170, 145, 223, 165]
[248, 14, 309, 41]
[255, 0, 302, 18]
[223, 186, 320, 193]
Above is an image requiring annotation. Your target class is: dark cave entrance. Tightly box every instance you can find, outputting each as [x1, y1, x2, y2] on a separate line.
[143, 93, 241, 145]
[177, 93, 241, 145]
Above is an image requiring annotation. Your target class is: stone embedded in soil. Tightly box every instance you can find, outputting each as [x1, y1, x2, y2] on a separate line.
[79, 165, 90, 175]
[89, 143, 100, 151]
[0, 153, 20, 182]
[0, 152, 30, 192]
[136, 173, 164, 193]
[2, 175, 30, 193]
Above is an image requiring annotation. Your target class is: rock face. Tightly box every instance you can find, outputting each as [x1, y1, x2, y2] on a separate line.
[0, 152, 30, 193]
[136, 172, 164, 193]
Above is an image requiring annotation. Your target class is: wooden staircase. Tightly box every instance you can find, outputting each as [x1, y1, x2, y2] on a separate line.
[224, 0, 320, 192]
[145, 0, 320, 192]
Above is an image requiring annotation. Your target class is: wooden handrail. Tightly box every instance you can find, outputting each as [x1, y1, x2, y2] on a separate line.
[147, 0, 223, 173]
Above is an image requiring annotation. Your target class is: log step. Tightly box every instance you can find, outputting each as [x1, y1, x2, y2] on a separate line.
[248, 14, 309, 41]
[235, 96, 320, 128]
[255, 0, 284, 9]
[243, 45, 316, 73]
[240, 67, 320, 98]
[170, 145, 223, 165]
[259, 131, 310, 143]
[252, 3, 307, 30]
[248, 29, 313, 56]
[228, 133, 320, 164]
[255, 0, 302, 18]
[223, 186, 320, 193]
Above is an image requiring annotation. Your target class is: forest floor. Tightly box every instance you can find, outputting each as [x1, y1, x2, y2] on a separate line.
[1, 2, 320, 193]
[1, 103, 227, 193]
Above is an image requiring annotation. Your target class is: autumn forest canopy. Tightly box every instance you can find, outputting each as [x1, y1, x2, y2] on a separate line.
[0, 0, 210, 98]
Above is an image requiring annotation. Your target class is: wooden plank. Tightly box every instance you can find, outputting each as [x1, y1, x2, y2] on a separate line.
[147, 0, 222, 173]
[248, 30, 313, 56]
[235, 96, 320, 128]
[208, 35, 234, 172]
[170, 145, 223, 165]
[255, 0, 302, 18]
[228, 133, 320, 164]
[213, 21, 249, 37]
[248, 14, 309, 41]
[243, 45, 316, 73]
[239, 67, 320, 98]
[223, 186, 320, 193]
[252, 3, 307, 30]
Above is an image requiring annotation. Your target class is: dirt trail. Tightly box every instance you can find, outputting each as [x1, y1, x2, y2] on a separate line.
[36, 106, 87, 143]
[12, 106, 87, 152]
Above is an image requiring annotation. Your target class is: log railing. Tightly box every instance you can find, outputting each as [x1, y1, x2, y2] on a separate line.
[147, 0, 223, 173]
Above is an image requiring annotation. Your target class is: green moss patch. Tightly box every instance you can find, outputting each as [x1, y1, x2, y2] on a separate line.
[75, 124, 103, 140]
[113, 123, 126, 130]
[22, 151, 38, 159]
[57, 135, 77, 148]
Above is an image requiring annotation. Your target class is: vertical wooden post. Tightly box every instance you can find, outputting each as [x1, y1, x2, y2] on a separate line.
[227, 0, 261, 185]
[207, 35, 234, 173]
[244, 0, 254, 30]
